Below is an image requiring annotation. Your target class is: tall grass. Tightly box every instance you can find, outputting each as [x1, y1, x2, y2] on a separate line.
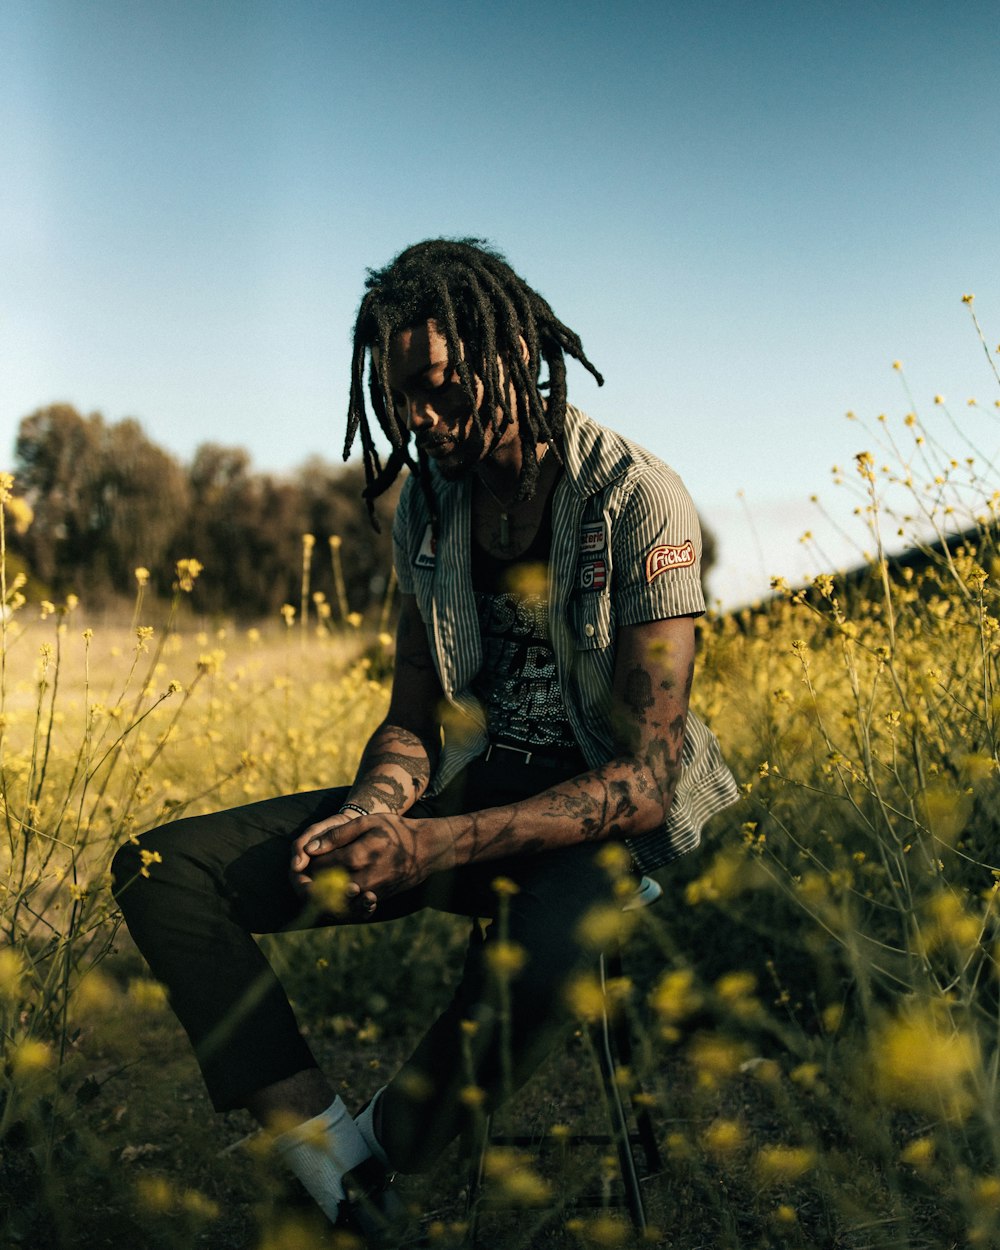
[2, 304, 999, 1248]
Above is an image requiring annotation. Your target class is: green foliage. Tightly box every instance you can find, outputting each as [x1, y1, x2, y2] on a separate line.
[7, 405, 401, 618]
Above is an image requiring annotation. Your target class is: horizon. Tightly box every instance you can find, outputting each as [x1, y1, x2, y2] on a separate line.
[3, 0, 998, 608]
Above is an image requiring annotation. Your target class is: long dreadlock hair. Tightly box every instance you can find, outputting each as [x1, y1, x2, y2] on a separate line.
[344, 238, 603, 531]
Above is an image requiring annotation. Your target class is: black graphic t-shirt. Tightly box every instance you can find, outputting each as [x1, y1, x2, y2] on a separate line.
[470, 495, 578, 751]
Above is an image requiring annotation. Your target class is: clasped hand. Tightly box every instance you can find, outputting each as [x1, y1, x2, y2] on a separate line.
[289, 810, 454, 915]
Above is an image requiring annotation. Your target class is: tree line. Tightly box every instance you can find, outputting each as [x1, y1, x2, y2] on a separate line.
[4, 404, 401, 620]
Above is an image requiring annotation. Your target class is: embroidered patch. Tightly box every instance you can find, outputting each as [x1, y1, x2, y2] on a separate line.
[579, 558, 607, 591]
[645, 540, 696, 583]
[415, 523, 436, 569]
[580, 522, 607, 555]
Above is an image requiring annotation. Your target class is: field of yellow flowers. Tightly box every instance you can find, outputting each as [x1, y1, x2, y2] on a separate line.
[2, 325, 1000, 1248]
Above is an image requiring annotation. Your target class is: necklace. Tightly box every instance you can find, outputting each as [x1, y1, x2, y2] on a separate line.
[476, 447, 552, 552]
[477, 476, 515, 550]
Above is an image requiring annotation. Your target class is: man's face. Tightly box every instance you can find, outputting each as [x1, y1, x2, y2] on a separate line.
[383, 319, 515, 479]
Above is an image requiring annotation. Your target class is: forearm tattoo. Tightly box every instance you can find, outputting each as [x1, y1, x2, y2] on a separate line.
[350, 723, 434, 815]
[447, 656, 694, 864]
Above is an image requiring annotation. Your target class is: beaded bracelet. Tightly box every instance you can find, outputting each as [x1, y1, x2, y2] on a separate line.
[339, 801, 370, 819]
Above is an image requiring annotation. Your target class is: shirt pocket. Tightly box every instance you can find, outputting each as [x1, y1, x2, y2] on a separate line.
[570, 587, 612, 650]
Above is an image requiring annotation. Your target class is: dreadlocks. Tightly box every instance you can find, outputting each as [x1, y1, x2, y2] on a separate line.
[345, 238, 603, 530]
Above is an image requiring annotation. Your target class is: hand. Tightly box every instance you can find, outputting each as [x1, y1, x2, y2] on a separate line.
[292, 812, 456, 907]
[289, 812, 378, 916]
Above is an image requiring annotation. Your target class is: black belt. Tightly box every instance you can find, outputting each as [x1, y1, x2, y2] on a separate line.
[482, 741, 586, 770]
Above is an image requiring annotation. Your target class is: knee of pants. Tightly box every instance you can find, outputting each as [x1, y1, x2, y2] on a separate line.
[111, 820, 210, 911]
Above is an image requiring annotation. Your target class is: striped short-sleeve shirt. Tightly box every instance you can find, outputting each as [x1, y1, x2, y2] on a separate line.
[393, 406, 739, 872]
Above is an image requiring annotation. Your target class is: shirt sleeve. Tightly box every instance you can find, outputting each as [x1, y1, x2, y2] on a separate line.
[612, 465, 706, 625]
[392, 477, 415, 596]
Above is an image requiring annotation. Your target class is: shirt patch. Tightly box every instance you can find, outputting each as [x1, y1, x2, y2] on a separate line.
[415, 524, 436, 569]
[579, 558, 607, 591]
[580, 522, 607, 555]
[645, 540, 696, 583]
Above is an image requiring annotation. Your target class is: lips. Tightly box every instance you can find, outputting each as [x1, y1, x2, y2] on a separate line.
[416, 434, 454, 456]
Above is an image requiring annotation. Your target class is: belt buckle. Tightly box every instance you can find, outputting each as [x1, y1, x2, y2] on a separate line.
[486, 742, 533, 765]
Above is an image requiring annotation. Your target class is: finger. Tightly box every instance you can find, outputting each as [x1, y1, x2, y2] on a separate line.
[292, 813, 354, 858]
[289, 869, 313, 896]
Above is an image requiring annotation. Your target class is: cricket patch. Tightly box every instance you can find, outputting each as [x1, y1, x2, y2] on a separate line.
[645, 540, 696, 583]
[415, 524, 437, 569]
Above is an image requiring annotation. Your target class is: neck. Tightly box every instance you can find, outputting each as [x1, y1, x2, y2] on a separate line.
[476, 440, 550, 507]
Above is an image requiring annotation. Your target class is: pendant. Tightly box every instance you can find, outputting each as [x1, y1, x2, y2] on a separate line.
[499, 512, 511, 549]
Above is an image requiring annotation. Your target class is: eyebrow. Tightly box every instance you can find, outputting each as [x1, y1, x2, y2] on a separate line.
[393, 356, 452, 387]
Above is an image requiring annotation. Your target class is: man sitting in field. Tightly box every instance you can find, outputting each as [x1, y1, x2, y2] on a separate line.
[112, 238, 738, 1238]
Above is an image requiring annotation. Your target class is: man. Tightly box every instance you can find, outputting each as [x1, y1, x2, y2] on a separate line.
[112, 238, 738, 1237]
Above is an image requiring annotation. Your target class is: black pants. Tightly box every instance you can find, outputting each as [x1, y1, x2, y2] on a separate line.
[111, 750, 623, 1172]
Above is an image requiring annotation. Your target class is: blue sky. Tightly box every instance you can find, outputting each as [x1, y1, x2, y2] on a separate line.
[2, 0, 998, 607]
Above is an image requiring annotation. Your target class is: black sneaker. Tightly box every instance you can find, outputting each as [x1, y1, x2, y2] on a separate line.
[336, 1157, 421, 1248]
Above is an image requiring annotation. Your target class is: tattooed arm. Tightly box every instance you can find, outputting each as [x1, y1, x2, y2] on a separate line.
[289, 593, 442, 893]
[298, 615, 696, 901]
[343, 593, 441, 815]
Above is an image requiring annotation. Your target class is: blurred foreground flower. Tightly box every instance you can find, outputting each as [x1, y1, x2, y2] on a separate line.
[871, 1005, 979, 1120]
[312, 866, 353, 915]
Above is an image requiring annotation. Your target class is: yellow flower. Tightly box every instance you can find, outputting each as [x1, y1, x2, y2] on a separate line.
[139, 849, 162, 878]
[491, 876, 520, 897]
[650, 968, 701, 1026]
[922, 891, 981, 954]
[576, 903, 635, 950]
[486, 941, 527, 977]
[174, 557, 203, 592]
[595, 842, 632, 877]
[973, 1176, 1000, 1207]
[871, 1005, 979, 1120]
[180, 1189, 219, 1220]
[127, 978, 168, 1012]
[134, 567, 150, 587]
[715, 971, 756, 1001]
[566, 1214, 630, 1245]
[10, 1038, 54, 1076]
[135, 1175, 174, 1212]
[754, 1145, 817, 1185]
[565, 973, 606, 1022]
[688, 1033, 749, 1082]
[0, 947, 26, 1000]
[4, 494, 34, 534]
[900, 1137, 935, 1169]
[311, 866, 353, 915]
[701, 1119, 746, 1157]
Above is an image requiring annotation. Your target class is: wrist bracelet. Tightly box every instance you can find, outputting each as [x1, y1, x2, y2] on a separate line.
[339, 802, 370, 819]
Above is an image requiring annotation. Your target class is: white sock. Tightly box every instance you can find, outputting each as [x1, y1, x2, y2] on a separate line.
[354, 1085, 390, 1168]
[272, 1096, 371, 1222]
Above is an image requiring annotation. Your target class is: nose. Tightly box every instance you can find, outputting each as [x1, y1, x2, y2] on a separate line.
[403, 397, 437, 433]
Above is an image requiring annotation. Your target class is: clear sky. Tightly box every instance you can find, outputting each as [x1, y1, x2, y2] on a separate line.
[2, 0, 998, 608]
